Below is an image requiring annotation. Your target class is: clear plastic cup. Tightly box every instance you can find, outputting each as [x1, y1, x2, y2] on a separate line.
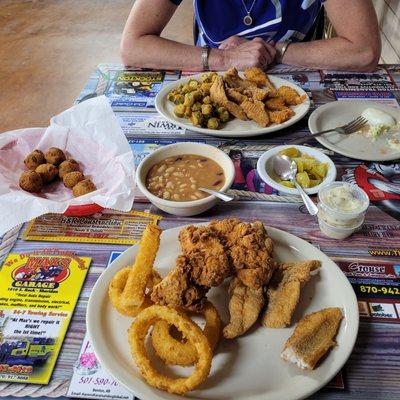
[318, 213, 364, 240]
[317, 182, 370, 239]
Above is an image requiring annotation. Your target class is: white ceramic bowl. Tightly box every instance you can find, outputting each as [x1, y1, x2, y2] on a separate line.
[136, 142, 235, 216]
[256, 145, 337, 195]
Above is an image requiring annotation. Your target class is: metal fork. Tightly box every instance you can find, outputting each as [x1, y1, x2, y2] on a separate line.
[288, 116, 368, 145]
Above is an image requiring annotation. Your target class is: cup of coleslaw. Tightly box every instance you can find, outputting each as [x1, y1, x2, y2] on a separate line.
[317, 182, 370, 239]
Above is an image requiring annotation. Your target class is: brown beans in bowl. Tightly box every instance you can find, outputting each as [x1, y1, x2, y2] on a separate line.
[146, 154, 225, 201]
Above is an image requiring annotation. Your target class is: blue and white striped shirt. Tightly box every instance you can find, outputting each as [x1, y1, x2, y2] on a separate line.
[170, 0, 325, 47]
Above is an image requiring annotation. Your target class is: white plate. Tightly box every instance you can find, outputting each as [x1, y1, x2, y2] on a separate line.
[309, 100, 400, 161]
[87, 224, 359, 400]
[155, 73, 310, 138]
[256, 145, 337, 195]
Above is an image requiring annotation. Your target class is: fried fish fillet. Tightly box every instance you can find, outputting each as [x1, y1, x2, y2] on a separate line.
[240, 99, 270, 127]
[244, 67, 276, 92]
[268, 108, 295, 124]
[150, 255, 209, 311]
[262, 260, 321, 328]
[210, 75, 247, 120]
[223, 277, 265, 339]
[281, 307, 343, 370]
[179, 225, 232, 287]
[226, 87, 247, 104]
[224, 68, 269, 101]
[265, 97, 286, 111]
[277, 86, 307, 106]
[224, 67, 254, 90]
[243, 86, 270, 102]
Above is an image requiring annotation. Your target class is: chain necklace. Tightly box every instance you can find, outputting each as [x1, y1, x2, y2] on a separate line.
[240, 0, 257, 26]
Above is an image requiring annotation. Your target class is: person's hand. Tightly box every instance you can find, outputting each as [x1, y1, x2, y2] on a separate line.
[219, 35, 248, 50]
[222, 38, 277, 70]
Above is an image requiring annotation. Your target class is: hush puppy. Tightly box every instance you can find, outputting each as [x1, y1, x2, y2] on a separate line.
[19, 171, 43, 193]
[72, 179, 96, 197]
[63, 171, 84, 189]
[44, 147, 66, 165]
[24, 150, 45, 170]
[35, 163, 58, 183]
[59, 159, 80, 178]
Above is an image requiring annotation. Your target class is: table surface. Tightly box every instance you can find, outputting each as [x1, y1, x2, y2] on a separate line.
[1, 64, 400, 400]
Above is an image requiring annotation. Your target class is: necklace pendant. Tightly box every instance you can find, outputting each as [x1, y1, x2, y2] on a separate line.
[243, 14, 253, 26]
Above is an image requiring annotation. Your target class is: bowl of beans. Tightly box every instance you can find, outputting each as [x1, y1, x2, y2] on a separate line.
[136, 142, 235, 216]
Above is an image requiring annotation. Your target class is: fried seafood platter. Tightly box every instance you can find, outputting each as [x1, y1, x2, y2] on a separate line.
[87, 219, 359, 400]
[155, 68, 311, 138]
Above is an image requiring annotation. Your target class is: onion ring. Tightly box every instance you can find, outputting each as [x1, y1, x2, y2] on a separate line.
[151, 301, 221, 366]
[128, 305, 212, 395]
[121, 224, 161, 307]
[108, 268, 160, 317]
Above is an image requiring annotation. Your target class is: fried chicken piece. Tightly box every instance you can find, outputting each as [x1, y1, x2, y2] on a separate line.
[210, 76, 247, 120]
[223, 277, 265, 339]
[277, 86, 307, 106]
[153, 219, 274, 314]
[150, 255, 209, 311]
[211, 220, 274, 270]
[224, 68, 269, 101]
[210, 219, 274, 289]
[268, 108, 295, 124]
[262, 260, 321, 328]
[244, 67, 276, 92]
[265, 97, 286, 111]
[281, 308, 343, 370]
[208, 217, 237, 237]
[226, 88, 247, 104]
[179, 225, 232, 287]
[240, 99, 270, 127]
[251, 220, 274, 254]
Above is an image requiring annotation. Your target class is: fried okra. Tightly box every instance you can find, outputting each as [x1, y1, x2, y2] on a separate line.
[191, 102, 202, 112]
[167, 73, 229, 129]
[190, 111, 204, 126]
[207, 118, 220, 129]
[188, 79, 199, 90]
[216, 107, 230, 122]
[201, 104, 213, 116]
[174, 104, 186, 118]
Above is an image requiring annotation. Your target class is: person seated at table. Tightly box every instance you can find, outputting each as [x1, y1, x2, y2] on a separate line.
[120, 0, 381, 72]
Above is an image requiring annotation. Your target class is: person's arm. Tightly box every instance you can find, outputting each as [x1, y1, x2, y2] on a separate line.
[275, 0, 381, 72]
[120, 0, 276, 70]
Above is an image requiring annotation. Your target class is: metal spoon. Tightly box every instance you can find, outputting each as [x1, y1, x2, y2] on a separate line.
[198, 188, 234, 202]
[273, 155, 319, 215]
